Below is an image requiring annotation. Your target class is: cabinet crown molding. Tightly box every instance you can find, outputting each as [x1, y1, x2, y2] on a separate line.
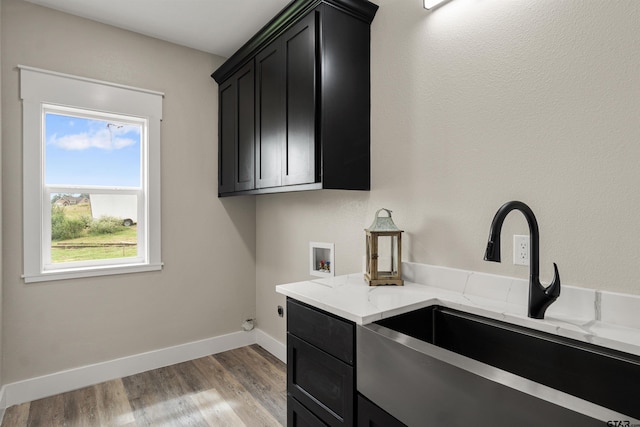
[211, 0, 378, 84]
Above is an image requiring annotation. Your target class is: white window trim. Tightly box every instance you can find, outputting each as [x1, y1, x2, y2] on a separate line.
[19, 65, 164, 283]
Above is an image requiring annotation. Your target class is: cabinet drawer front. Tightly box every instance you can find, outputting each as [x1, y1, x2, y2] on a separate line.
[288, 395, 328, 427]
[287, 299, 354, 364]
[357, 394, 407, 427]
[288, 334, 354, 427]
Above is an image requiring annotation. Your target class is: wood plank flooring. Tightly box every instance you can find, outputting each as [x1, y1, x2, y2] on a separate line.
[2, 345, 286, 427]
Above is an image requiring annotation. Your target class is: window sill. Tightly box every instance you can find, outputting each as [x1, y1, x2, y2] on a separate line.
[23, 262, 164, 283]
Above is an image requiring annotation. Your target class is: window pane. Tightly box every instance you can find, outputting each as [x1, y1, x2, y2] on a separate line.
[50, 193, 138, 263]
[45, 113, 141, 187]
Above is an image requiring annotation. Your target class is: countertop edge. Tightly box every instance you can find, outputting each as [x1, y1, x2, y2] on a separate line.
[276, 272, 640, 357]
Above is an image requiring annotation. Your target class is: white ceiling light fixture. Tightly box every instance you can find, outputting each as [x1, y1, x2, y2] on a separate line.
[423, 0, 449, 10]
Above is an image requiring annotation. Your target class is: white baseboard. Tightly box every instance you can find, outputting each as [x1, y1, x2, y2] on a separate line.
[4, 330, 257, 407]
[255, 328, 287, 363]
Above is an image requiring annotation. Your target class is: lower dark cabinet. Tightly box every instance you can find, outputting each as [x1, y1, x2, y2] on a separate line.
[287, 298, 355, 427]
[357, 394, 407, 427]
[288, 394, 328, 427]
[287, 298, 354, 364]
[287, 333, 354, 426]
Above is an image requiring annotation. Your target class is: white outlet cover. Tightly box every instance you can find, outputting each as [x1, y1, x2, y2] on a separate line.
[513, 235, 530, 266]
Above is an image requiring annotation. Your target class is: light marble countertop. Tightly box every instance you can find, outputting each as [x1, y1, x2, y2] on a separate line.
[276, 262, 640, 357]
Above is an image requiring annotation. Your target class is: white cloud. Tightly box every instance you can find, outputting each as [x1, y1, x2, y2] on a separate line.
[48, 124, 140, 151]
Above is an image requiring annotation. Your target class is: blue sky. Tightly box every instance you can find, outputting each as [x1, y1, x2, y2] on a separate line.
[45, 113, 141, 187]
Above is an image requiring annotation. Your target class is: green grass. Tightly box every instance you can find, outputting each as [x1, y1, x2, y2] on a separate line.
[52, 245, 138, 263]
[51, 202, 138, 263]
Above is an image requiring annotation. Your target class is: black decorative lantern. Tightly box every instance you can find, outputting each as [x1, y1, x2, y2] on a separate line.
[365, 209, 404, 286]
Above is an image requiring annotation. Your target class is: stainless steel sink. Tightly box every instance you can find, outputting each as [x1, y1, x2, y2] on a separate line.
[357, 305, 640, 426]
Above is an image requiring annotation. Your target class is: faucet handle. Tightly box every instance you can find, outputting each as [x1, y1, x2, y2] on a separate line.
[545, 263, 561, 298]
[529, 263, 561, 319]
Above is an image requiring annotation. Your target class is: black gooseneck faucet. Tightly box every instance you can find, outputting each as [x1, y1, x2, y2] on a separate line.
[484, 201, 561, 319]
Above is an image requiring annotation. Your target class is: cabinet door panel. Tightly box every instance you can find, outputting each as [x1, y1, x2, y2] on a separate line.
[287, 299, 354, 365]
[218, 79, 236, 194]
[256, 43, 285, 189]
[288, 334, 354, 427]
[357, 394, 407, 427]
[288, 395, 328, 427]
[283, 13, 317, 186]
[235, 64, 255, 191]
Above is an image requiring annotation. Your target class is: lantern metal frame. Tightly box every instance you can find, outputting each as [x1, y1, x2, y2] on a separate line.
[364, 209, 404, 286]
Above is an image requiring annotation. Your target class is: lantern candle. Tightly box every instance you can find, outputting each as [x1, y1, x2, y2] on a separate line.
[364, 208, 404, 286]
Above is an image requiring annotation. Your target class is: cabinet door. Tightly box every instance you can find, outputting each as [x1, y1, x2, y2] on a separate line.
[288, 395, 328, 427]
[287, 298, 354, 365]
[282, 12, 317, 186]
[357, 394, 407, 427]
[218, 62, 255, 194]
[255, 41, 285, 189]
[235, 63, 255, 191]
[288, 333, 354, 427]
[218, 78, 236, 194]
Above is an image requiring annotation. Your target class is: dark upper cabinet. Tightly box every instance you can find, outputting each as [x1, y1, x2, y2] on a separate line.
[218, 78, 236, 194]
[212, 0, 378, 197]
[282, 12, 317, 187]
[218, 62, 255, 193]
[255, 42, 285, 189]
[256, 13, 317, 190]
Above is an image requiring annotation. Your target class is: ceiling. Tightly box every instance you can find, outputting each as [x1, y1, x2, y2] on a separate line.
[23, 0, 292, 58]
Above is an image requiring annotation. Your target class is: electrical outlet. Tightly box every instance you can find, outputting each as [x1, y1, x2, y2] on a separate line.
[513, 235, 530, 266]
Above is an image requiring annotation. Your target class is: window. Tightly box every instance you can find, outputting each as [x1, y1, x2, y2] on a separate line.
[20, 66, 163, 282]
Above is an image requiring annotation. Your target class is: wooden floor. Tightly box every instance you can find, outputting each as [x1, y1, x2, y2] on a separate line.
[2, 345, 286, 427]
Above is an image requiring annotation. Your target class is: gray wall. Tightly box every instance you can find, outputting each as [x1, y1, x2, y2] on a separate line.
[1, 0, 256, 383]
[0, 0, 4, 392]
[256, 0, 640, 343]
